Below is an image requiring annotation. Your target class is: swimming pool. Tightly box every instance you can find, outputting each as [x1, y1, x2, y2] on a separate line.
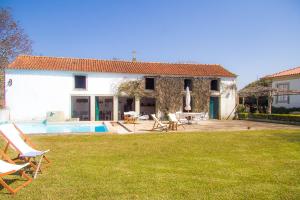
[15, 122, 108, 134]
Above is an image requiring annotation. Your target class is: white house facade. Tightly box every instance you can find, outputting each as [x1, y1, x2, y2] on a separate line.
[5, 55, 237, 121]
[267, 66, 300, 108]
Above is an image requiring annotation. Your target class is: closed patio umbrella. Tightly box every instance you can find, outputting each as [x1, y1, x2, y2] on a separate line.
[185, 86, 191, 112]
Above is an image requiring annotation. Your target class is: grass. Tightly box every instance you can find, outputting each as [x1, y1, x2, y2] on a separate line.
[1, 129, 300, 199]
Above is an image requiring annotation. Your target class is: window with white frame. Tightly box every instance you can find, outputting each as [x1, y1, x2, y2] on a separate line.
[276, 83, 289, 103]
[74, 75, 87, 89]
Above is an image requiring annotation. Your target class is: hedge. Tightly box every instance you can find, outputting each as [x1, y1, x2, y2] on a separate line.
[238, 113, 248, 119]
[238, 113, 300, 122]
[271, 106, 300, 114]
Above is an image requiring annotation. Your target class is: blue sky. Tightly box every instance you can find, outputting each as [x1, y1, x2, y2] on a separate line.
[1, 0, 300, 88]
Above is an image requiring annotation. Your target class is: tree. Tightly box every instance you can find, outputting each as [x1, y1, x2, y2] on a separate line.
[0, 8, 32, 107]
[0, 8, 32, 67]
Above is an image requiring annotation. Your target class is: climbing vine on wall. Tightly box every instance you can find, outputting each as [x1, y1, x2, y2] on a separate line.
[220, 82, 237, 95]
[192, 78, 210, 113]
[116, 76, 212, 115]
[116, 79, 146, 97]
[155, 77, 184, 114]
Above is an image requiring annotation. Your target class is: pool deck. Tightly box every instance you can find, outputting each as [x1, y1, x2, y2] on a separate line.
[116, 120, 300, 133]
[18, 120, 300, 135]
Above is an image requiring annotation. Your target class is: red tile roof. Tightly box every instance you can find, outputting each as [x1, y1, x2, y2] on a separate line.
[8, 55, 236, 77]
[265, 66, 300, 79]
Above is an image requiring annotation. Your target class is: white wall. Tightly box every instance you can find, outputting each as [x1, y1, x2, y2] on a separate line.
[220, 77, 237, 119]
[5, 69, 237, 121]
[272, 78, 300, 108]
[5, 70, 142, 121]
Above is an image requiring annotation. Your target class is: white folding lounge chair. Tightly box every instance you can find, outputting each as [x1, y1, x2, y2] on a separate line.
[0, 124, 50, 179]
[0, 150, 32, 194]
[151, 114, 168, 132]
[168, 113, 185, 130]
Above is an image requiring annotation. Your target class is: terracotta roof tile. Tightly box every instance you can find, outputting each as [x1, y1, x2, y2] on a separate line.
[8, 55, 236, 77]
[265, 66, 300, 79]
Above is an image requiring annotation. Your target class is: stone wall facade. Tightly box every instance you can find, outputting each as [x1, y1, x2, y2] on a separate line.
[118, 76, 212, 115]
[154, 77, 211, 114]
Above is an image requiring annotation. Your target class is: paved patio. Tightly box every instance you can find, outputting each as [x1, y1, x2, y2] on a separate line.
[119, 120, 300, 133]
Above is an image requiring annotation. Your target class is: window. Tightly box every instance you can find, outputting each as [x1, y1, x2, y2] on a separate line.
[211, 80, 219, 91]
[276, 83, 289, 104]
[184, 79, 192, 90]
[74, 75, 86, 89]
[118, 97, 135, 120]
[96, 96, 114, 121]
[145, 77, 155, 90]
[140, 97, 156, 116]
[71, 96, 90, 121]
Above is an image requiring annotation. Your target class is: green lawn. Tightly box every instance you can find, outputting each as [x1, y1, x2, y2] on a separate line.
[1, 130, 300, 199]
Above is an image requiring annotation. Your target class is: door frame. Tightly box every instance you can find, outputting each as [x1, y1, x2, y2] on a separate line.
[95, 96, 114, 121]
[70, 95, 91, 121]
[118, 96, 136, 120]
[209, 96, 220, 119]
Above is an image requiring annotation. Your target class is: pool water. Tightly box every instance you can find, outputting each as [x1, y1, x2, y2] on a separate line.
[16, 122, 108, 134]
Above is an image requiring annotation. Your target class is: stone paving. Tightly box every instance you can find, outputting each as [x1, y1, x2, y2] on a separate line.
[120, 120, 300, 133]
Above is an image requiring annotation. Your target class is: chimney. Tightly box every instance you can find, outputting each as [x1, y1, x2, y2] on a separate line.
[132, 50, 136, 62]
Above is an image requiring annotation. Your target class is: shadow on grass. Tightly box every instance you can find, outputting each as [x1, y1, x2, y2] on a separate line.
[0, 178, 19, 195]
[0, 170, 33, 195]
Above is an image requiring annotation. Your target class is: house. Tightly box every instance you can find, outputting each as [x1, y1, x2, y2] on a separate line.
[265, 66, 300, 109]
[5, 55, 237, 121]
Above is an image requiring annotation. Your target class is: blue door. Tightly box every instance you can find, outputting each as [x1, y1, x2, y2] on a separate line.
[209, 97, 219, 119]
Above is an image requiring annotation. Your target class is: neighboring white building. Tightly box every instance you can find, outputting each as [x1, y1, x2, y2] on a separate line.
[266, 66, 300, 108]
[5, 55, 237, 121]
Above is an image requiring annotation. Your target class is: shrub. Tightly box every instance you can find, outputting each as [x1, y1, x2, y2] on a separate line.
[272, 107, 300, 114]
[237, 112, 300, 122]
[246, 113, 300, 123]
[267, 114, 300, 122]
[236, 105, 246, 113]
[249, 113, 268, 119]
[238, 113, 248, 119]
